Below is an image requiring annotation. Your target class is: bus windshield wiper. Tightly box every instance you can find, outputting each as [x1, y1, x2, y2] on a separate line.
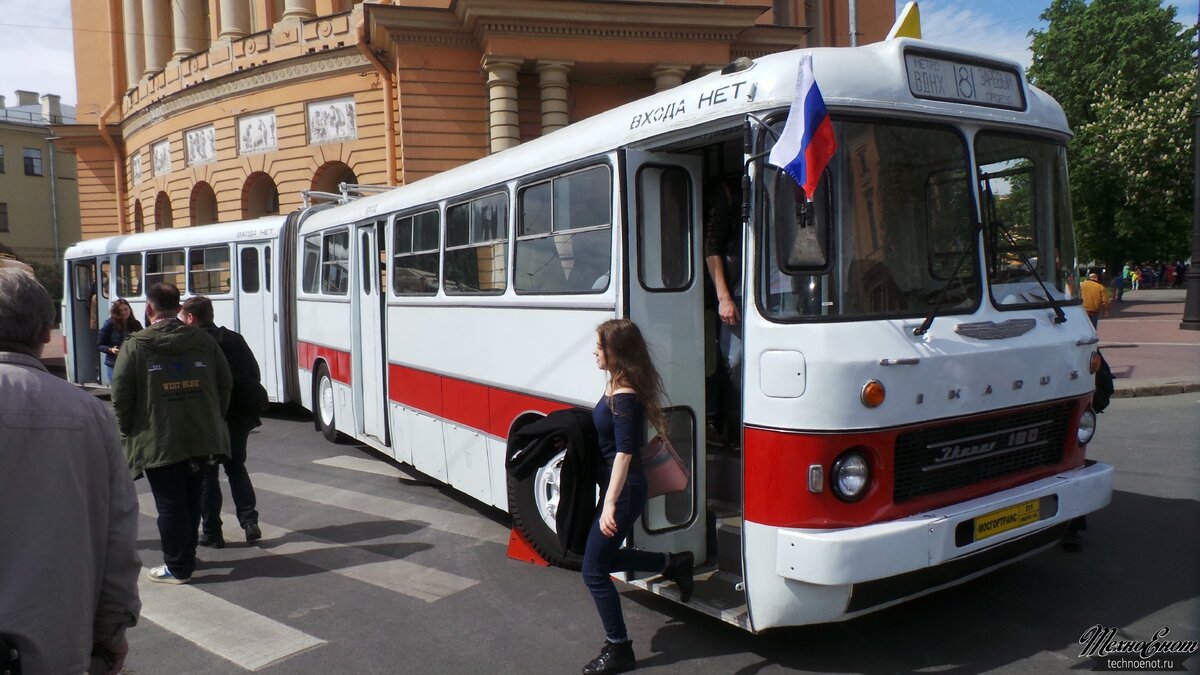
[913, 237, 976, 336]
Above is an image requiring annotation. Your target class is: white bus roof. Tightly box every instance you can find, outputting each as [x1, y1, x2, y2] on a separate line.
[301, 38, 1069, 234]
[64, 216, 288, 260]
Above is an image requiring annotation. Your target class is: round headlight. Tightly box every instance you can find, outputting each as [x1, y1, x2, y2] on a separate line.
[1077, 408, 1097, 445]
[831, 451, 871, 502]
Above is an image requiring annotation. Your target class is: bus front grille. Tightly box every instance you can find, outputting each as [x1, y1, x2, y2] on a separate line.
[892, 402, 1073, 503]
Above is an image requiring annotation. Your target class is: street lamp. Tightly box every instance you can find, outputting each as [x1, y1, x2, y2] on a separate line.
[44, 134, 61, 264]
[1182, 4, 1200, 330]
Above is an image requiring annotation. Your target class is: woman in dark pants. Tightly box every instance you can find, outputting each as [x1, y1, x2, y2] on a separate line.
[581, 319, 693, 675]
[97, 298, 142, 383]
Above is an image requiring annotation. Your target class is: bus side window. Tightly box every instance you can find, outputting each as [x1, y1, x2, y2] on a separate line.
[100, 261, 111, 299]
[241, 247, 260, 294]
[321, 230, 350, 295]
[117, 253, 143, 298]
[444, 192, 508, 295]
[515, 165, 612, 294]
[392, 209, 439, 296]
[189, 246, 232, 295]
[146, 249, 186, 291]
[301, 235, 320, 294]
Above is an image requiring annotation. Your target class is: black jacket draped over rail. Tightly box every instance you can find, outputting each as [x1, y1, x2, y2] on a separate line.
[506, 408, 599, 556]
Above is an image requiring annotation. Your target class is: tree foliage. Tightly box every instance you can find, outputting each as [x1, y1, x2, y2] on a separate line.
[1027, 0, 1196, 269]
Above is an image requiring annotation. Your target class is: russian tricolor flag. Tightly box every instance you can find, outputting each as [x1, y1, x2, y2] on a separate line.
[768, 54, 837, 200]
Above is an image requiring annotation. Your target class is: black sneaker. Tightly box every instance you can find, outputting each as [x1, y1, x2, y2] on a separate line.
[662, 551, 694, 603]
[244, 523, 262, 542]
[198, 532, 225, 549]
[582, 640, 635, 675]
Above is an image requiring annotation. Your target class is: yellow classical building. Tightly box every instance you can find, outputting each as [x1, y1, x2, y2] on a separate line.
[60, 0, 891, 239]
[0, 91, 80, 265]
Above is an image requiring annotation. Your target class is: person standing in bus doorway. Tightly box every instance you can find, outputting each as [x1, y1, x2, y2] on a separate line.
[0, 269, 142, 675]
[1080, 272, 1110, 329]
[111, 283, 232, 585]
[581, 319, 694, 675]
[98, 298, 143, 383]
[702, 175, 743, 448]
[180, 296, 264, 547]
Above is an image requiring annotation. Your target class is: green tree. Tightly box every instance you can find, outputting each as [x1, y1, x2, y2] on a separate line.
[1027, 0, 1196, 271]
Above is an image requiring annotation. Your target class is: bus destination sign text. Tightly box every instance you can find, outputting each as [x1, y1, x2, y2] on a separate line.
[904, 53, 1025, 111]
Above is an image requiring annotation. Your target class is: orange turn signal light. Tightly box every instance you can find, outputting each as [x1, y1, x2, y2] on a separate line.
[861, 379, 886, 408]
[1089, 351, 1101, 374]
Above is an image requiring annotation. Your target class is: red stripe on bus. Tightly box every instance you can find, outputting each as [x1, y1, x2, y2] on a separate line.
[387, 363, 569, 438]
[298, 340, 352, 385]
[743, 397, 1090, 529]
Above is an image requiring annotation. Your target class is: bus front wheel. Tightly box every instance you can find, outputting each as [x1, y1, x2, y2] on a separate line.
[507, 448, 581, 570]
[315, 364, 339, 443]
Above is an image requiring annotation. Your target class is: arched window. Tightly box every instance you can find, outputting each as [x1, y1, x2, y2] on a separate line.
[311, 161, 358, 195]
[154, 192, 173, 230]
[133, 200, 144, 233]
[242, 172, 280, 219]
[190, 182, 218, 225]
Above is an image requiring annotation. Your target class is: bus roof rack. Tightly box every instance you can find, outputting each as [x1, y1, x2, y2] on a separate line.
[338, 182, 396, 199]
[302, 190, 347, 208]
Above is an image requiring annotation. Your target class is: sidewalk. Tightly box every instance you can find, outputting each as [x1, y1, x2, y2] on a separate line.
[1096, 288, 1200, 398]
[41, 289, 1200, 399]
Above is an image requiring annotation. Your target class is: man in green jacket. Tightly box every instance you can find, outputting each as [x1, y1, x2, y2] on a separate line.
[112, 283, 232, 584]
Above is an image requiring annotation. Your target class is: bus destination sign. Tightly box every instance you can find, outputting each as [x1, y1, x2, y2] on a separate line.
[904, 52, 1025, 111]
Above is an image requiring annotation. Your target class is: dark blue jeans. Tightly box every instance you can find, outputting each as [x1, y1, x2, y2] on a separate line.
[201, 424, 259, 535]
[581, 478, 668, 643]
[145, 459, 205, 579]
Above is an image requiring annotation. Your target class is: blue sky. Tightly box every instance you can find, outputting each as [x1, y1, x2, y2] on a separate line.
[0, 0, 1195, 108]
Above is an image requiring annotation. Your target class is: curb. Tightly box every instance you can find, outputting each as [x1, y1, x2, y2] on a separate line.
[1112, 379, 1200, 399]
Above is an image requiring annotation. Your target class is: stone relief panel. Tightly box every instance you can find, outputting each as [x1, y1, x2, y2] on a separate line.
[307, 97, 356, 144]
[132, 153, 143, 185]
[185, 125, 216, 166]
[152, 140, 171, 176]
[238, 111, 278, 155]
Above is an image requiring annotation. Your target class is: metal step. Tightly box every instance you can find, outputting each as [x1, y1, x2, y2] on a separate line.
[626, 568, 749, 630]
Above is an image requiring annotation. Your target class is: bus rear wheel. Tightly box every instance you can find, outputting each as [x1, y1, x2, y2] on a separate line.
[315, 363, 339, 443]
[507, 448, 581, 570]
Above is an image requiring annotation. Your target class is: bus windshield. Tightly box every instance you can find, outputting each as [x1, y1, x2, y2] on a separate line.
[760, 119, 979, 321]
[976, 133, 1079, 308]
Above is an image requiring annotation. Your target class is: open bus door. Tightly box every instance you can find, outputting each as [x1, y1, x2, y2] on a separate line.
[66, 258, 104, 384]
[621, 149, 708, 572]
[236, 243, 280, 401]
[352, 219, 388, 445]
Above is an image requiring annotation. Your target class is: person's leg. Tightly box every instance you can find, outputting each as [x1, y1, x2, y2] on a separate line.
[184, 461, 204, 559]
[199, 463, 224, 544]
[145, 461, 198, 579]
[224, 424, 259, 529]
[1088, 312, 1098, 329]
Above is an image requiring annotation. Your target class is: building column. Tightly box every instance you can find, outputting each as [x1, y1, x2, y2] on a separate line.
[536, 60, 572, 135]
[653, 64, 690, 92]
[142, 0, 173, 76]
[172, 0, 206, 59]
[122, 0, 145, 87]
[281, 0, 316, 23]
[483, 56, 522, 153]
[218, 0, 250, 40]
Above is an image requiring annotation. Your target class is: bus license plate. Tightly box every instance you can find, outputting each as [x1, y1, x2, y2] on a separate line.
[973, 499, 1040, 542]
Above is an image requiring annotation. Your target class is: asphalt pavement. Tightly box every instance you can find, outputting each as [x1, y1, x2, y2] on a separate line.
[44, 288, 1200, 399]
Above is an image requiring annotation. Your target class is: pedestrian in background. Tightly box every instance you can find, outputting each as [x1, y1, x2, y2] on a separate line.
[0, 269, 141, 674]
[1080, 272, 1110, 329]
[180, 296, 264, 547]
[111, 283, 232, 585]
[98, 298, 143, 383]
[581, 319, 694, 675]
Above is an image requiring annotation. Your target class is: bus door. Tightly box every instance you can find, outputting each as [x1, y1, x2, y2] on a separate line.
[353, 219, 388, 444]
[67, 258, 102, 384]
[623, 150, 707, 564]
[235, 243, 279, 401]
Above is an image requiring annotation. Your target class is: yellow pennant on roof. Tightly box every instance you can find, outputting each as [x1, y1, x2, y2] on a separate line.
[888, 1, 922, 40]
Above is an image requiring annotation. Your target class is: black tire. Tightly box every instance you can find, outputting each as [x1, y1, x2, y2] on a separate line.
[507, 447, 582, 570]
[314, 363, 340, 443]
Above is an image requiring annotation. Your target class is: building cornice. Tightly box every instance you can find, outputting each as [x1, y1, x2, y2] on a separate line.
[123, 49, 369, 140]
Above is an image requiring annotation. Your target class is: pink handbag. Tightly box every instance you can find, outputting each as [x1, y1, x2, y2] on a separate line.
[640, 434, 690, 498]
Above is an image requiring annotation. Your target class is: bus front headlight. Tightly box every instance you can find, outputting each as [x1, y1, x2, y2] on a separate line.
[831, 451, 870, 502]
[1077, 408, 1097, 445]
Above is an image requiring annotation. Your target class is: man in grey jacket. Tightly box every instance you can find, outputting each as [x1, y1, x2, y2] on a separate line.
[0, 269, 141, 674]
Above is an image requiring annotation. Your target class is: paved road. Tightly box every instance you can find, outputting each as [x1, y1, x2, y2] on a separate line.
[118, 396, 1200, 674]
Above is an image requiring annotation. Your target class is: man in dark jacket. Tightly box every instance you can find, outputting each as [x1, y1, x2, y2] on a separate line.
[112, 283, 231, 584]
[181, 295, 264, 547]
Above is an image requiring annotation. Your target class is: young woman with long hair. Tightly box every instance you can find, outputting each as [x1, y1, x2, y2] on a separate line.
[97, 298, 142, 383]
[581, 318, 693, 675]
